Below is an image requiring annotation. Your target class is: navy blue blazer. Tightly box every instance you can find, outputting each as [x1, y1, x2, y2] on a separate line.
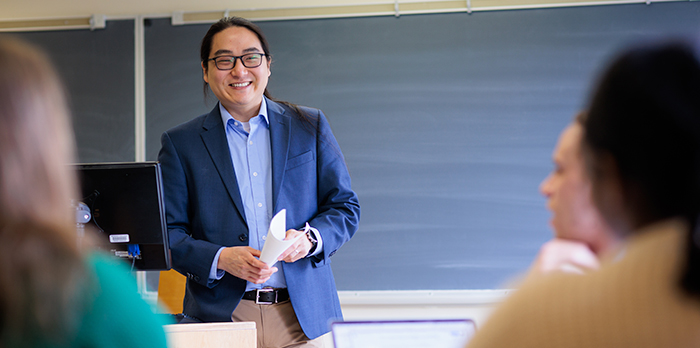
[157, 98, 360, 338]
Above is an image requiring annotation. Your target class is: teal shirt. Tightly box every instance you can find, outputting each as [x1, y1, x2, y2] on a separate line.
[3, 252, 171, 348]
[72, 253, 172, 348]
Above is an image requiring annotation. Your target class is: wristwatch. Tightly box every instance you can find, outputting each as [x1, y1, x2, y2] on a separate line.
[306, 229, 318, 254]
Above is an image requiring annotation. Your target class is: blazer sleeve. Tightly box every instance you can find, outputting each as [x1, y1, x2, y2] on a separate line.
[307, 110, 361, 267]
[158, 131, 224, 287]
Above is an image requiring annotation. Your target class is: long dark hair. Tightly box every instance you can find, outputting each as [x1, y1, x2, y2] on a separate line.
[200, 17, 318, 130]
[582, 40, 700, 296]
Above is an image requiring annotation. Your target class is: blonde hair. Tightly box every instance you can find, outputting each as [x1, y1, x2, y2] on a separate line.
[0, 36, 86, 345]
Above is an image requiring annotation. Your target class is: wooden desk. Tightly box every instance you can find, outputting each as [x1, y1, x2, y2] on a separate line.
[164, 322, 256, 348]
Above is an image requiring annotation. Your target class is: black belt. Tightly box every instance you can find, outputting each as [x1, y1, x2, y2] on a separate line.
[242, 288, 289, 304]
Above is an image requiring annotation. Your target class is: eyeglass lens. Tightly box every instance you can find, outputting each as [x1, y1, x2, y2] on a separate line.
[213, 53, 263, 70]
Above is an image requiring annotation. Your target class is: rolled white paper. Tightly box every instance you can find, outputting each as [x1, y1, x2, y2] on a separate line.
[259, 209, 302, 266]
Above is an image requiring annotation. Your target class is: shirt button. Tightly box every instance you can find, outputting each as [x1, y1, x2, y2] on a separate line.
[253, 172, 258, 177]
[249, 141, 253, 145]
[257, 203, 263, 208]
[262, 236, 267, 241]
[234, 122, 239, 126]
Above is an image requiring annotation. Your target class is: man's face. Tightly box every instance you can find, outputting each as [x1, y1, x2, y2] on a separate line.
[202, 26, 271, 120]
[540, 123, 608, 251]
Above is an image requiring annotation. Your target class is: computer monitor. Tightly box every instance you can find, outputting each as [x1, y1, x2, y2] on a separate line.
[75, 161, 171, 271]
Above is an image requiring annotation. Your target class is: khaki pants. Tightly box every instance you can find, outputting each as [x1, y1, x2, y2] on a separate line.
[231, 299, 329, 348]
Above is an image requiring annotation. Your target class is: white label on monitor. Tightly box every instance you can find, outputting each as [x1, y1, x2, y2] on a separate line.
[109, 234, 130, 243]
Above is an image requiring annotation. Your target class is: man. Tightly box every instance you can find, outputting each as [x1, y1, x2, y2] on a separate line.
[158, 17, 360, 348]
[530, 113, 621, 276]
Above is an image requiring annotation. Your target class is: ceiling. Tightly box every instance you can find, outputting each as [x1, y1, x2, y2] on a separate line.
[0, 0, 665, 22]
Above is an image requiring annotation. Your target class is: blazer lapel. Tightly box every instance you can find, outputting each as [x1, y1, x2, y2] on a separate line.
[267, 99, 291, 213]
[200, 106, 247, 224]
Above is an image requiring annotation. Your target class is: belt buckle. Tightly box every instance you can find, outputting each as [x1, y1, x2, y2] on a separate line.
[255, 288, 276, 305]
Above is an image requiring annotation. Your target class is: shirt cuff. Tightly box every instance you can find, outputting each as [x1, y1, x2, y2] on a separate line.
[307, 226, 323, 257]
[209, 247, 226, 284]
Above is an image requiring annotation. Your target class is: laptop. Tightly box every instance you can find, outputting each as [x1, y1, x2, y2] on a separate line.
[331, 319, 476, 348]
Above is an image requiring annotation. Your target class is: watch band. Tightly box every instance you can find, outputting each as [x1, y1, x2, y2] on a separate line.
[305, 226, 318, 254]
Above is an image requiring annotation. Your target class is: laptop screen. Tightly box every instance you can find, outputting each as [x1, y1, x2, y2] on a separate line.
[331, 319, 476, 348]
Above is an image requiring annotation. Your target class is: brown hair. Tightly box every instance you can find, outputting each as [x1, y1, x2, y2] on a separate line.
[0, 36, 86, 345]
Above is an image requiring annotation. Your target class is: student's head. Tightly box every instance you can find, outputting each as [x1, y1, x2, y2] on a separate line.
[540, 112, 618, 255]
[0, 37, 78, 228]
[582, 41, 700, 234]
[581, 41, 700, 295]
[200, 17, 272, 116]
[0, 36, 85, 345]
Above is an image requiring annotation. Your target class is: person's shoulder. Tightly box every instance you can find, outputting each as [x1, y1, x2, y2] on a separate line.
[471, 222, 700, 348]
[85, 252, 139, 293]
[77, 253, 171, 347]
[467, 273, 594, 348]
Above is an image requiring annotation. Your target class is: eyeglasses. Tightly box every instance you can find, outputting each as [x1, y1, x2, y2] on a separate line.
[206, 53, 266, 70]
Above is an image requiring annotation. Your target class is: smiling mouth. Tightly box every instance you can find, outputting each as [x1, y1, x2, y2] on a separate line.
[229, 82, 252, 88]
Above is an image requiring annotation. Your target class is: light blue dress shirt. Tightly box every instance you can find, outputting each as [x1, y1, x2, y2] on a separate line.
[208, 99, 323, 291]
[211, 98, 286, 291]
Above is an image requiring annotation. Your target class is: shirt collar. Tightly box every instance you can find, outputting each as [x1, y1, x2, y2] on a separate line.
[219, 97, 270, 128]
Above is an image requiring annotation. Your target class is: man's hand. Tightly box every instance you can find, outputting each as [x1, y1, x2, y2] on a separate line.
[530, 239, 600, 276]
[217, 246, 277, 284]
[278, 229, 313, 263]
